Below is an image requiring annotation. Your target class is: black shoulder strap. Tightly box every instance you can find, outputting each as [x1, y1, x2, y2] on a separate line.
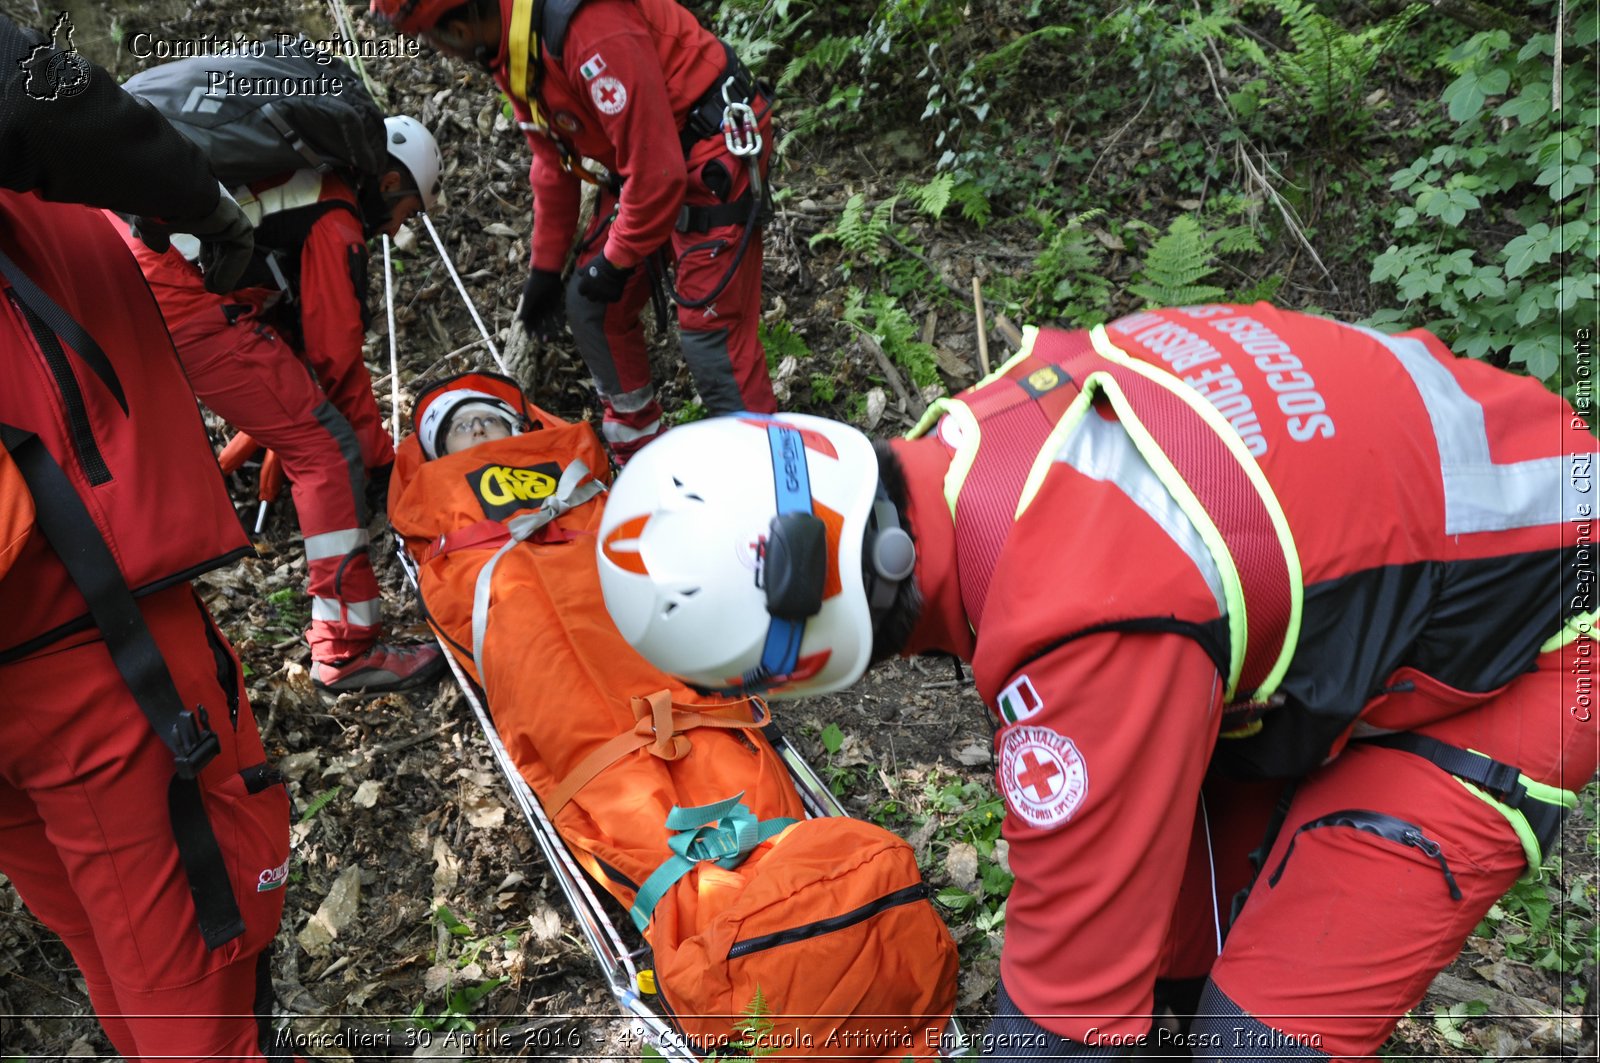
[541, 0, 590, 64]
[0, 246, 126, 415]
[0, 422, 245, 950]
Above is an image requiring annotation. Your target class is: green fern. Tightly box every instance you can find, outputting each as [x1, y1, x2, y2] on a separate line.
[810, 194, 898, 268]
[901, 173, 954, 220]
[949, 181, 992, 227]
[727, 985, 778, 1058]
[1128, 215, 1229, 308]
[1238, 0, 1424, 133]
[777, 33, 858, 91]
[297, 785, 343, 824]
[843, 289, 941, 392]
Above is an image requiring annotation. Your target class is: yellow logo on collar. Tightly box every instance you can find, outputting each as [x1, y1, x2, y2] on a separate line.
[470, 461, 561, 519]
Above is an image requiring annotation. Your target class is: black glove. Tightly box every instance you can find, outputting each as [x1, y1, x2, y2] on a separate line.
[132, 183, 256, 295]
[575, 250, 633, 304]
[516, 268, 565, 341]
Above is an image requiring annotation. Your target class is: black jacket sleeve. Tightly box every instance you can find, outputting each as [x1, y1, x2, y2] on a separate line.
[0, 13, 220, 219]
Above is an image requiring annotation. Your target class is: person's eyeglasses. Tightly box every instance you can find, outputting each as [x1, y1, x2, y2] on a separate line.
[448, 415, 506, 437]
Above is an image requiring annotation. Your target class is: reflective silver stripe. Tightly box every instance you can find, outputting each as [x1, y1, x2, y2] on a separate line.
[304, 528, 369, 562]
[602, 417, 663, 444]
[1356, 325, 1586, 535]
[311, 596, 382, 627]
[608, 381, 658, 414]
[311, 399, 370, 523]
[1054, 412, 1227, 613]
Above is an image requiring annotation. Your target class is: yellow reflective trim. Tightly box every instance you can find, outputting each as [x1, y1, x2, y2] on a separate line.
[918, 327, 1045, 522]
[1454, 779, 1544, 875]
[1453, 756, 1574, 877]
[1088, 325, 1304, 700]
[908, 397, 951, 440]
[507, 0, 541, 125]
[1541, 611, 1597, 653]
[1017, 388, 1095, 518]
[1219, 719, 1264, 739]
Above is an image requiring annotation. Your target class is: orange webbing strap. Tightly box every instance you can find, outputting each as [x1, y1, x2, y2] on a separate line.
[544, 690, 772, 818]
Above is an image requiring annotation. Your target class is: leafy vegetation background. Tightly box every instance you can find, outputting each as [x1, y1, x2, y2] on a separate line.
[717, 0, 1595, 415]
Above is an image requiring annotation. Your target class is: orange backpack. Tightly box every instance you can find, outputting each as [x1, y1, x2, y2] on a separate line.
[389, 395, 957, 1056]
[0, 441, 33, 586]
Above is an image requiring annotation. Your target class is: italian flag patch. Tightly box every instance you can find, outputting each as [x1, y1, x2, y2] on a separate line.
[997, 675, 1042, 724]
[579, 53, 606, 80]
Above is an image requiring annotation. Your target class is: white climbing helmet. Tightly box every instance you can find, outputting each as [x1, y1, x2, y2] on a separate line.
[597, 413, 916, 700]
[415, 387, 519, 459]
[384, 114, 442, 211]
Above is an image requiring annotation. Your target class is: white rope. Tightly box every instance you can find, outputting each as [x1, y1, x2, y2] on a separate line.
[1200, 791, 1223, 957]
[325, 0, 385, 103]
[421, 211, 507, 374]
[382, 234, 402, 448]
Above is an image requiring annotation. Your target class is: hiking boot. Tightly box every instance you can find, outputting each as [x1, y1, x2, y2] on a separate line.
[313, 641, 446, 695]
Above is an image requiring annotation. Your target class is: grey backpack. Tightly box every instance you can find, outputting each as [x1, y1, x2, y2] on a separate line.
[120, 39, 387, 187]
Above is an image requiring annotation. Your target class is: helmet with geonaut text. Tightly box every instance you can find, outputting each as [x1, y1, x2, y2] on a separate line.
[597, 413, 916, 700]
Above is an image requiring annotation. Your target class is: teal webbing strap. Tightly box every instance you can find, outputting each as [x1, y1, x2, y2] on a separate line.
[629, 792, 797, 932]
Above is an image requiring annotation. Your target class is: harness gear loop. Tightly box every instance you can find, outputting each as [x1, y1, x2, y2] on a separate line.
[629, 791, 797, 931]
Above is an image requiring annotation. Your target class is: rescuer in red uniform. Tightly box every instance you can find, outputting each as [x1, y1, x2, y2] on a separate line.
[1, 13, 302, 1058]
[119, 117, 449, 695]
[372, 0, 778, 463]
[596, 304, 1597, 1061]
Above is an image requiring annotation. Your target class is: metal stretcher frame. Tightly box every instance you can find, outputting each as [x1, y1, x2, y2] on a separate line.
[394, 541, 970, 1061]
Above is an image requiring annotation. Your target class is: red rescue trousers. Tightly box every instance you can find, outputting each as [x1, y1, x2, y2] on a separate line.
[1156, 644, 1597, 1060]
[0, 585, 290, 1061]
[171, 308, 385, 663]
[566, 110, 777, 459]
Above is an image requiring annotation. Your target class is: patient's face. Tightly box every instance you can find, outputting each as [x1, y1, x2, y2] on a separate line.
[444, 412, 513, 454]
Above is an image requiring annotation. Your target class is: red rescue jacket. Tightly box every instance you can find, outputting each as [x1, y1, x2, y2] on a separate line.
[496, 0, 731, 270]
[0, 190, 250, 659]
[898, 304, 1590, 778]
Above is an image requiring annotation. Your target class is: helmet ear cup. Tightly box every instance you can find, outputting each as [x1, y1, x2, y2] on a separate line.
[864, 491, 916, 615]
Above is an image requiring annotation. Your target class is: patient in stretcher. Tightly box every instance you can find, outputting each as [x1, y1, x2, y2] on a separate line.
[415, 385, 518, 458]
[386, 372, 956, 1058]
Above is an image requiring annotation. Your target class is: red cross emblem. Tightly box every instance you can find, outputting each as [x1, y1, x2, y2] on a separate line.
[1000, 726, 1089, 829]
[1016, 750, 1063, 799]
[591, 76, 627, 115]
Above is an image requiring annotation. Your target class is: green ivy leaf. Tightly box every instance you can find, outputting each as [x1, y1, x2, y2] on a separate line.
[1496, 84, 1551, 125]
[1503, 224, 1554, 279]
[1371, 247, 1405, 283]
[1510, 334, 1561, 384]
[820, 723, 844, 755]
[1553, 165, 1596, 202]
[1442, 73, 1487, 123]
[1515, 296, 1542, 327]
[1578, 7, 1599, 48]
